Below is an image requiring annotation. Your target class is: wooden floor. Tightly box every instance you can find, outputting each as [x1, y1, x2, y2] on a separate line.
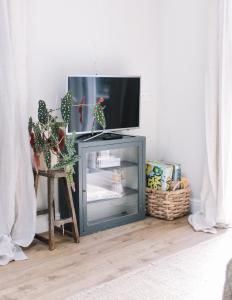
[0, 217, 226, 300]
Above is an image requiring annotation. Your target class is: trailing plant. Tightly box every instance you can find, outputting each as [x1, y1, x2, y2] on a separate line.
[29, 91, 106, 190]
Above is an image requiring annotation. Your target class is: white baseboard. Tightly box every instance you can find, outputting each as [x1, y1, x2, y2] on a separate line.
[36, 215, 48, 233]
[190, 197, 201, 214]
[36, 212, 61, 234]
[36, 199, 200, 233]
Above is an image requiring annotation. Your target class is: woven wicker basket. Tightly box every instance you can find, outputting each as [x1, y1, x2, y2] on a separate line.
[145, 187, 191, 221]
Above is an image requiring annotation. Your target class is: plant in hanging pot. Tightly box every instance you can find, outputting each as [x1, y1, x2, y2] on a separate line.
[28, 91, 106, 191]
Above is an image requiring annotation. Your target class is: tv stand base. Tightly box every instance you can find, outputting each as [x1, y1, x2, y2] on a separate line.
[102, 132, 123, 140]
[79, 132, 123, 142]
[83, 131, 105, 142]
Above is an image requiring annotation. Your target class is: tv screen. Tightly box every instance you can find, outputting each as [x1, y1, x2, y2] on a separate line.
[68, 76, 140, 133]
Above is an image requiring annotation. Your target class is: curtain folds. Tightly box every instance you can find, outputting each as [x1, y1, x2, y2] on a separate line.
[0, 0, 36, 265]
[188, 0, 232, 233]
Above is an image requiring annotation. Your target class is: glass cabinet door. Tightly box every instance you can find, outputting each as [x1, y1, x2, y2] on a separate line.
[85, 146, 139, 226]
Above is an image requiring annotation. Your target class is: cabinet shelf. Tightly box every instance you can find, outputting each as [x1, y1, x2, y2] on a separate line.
[87, 211, 132, 226]
[87, 160, 138, 173]
[87, 187, 138, 204]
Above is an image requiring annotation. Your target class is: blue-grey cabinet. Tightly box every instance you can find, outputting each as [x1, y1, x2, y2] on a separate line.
[59, 134, 145, 236]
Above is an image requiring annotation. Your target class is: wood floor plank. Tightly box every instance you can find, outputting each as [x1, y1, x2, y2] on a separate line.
[0, 217, 225, 300]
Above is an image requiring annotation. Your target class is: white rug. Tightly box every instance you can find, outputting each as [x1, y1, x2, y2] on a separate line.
[68, 232, 232, 300]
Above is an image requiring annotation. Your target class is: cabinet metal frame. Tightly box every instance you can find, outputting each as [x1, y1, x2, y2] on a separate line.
[59, 135, 145, 236]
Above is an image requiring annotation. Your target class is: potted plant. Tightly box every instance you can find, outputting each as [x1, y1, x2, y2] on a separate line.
[28, 91, 105, 191]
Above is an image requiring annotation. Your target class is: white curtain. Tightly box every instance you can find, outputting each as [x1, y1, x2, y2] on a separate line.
[188, 0, 232, 233]
[0, 0, 36, 265]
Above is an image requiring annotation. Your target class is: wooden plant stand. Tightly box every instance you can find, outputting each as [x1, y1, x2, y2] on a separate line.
[34, 169, 80, 250]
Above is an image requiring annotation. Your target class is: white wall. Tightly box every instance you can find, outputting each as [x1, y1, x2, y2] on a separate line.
[28, 0, 210, 230]
[28, 0, 159, 155]
[154, 0, 210, 207]
[27, 0, 159, 231]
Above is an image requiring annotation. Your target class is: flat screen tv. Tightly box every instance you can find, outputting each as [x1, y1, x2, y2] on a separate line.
[67, 75, 140, 134]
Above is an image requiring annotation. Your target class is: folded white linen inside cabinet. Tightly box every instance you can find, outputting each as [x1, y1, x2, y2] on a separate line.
[87, 184, 122, 202]
[0, 0, 36, 266]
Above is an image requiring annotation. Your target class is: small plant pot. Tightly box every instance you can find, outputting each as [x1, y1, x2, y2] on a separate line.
[33, 151, 58, 171]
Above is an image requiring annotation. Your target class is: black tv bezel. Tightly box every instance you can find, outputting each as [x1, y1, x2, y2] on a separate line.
[66, 74, 141, 135]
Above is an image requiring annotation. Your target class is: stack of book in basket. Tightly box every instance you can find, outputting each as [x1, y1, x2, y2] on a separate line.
[145, 161, 191, 220]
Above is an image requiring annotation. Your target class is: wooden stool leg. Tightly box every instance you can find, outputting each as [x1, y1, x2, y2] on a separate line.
[65, 179, 80, 243]
[34, 173, 40, 196]
[48, 177, 55, 250]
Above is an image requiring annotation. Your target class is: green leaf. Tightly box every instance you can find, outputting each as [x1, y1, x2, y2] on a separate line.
[50, 123, 59, 148]
[61, 91, 72, 123]
[43, 144, 51, 169]
[55, 121, 67, 127]
[28, 117, 33, 134]
[38, 100, 48, 124]
[93, 104, 106, 129]
[34, 124, 44, 153]
[65, 165, 76, 191]
[52, 154, 79, 170]
[64, 133, 77, 156]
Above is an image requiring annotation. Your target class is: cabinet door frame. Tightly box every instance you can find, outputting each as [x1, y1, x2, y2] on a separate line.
[78, 139, 145, 235]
